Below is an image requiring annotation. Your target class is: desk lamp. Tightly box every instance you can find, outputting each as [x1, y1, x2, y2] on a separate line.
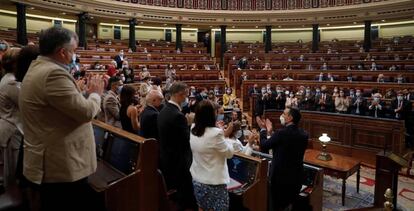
[317, 133, 332, 161]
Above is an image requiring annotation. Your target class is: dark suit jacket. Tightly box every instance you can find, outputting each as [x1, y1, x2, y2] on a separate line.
[140, 105, 159, 139]
[315, 93, 333, 112]
[157, 102, 192, 190]
[237, 59, 248, 69]
[299, 95, 315, 111]
[260, 124, 308, 187]
[391, 99, 412, 120]
[368, 101, 386, 118]
[350, 97, 367, 115]
[114, 55, 124, 69]
[248, 88, 260, 96]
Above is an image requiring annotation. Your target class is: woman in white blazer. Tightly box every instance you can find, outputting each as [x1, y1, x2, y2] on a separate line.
[190, 100, 234, 211]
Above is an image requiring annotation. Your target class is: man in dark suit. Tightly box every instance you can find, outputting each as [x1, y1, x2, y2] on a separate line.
[140, 90, 164, 139]
[368, 93, 386, 118]
[350, 89, 367, 115]
[237, 56, 248, 69]
[203, 33, 211, 54]
[315, 87, 333, 112]
[248, 83, 260, 97]
[392, 90, 412, 117]
[299, 88, 315, 111]
[392, 91, 413, 147]
[157, 82, 197, 210]
[113, 50, 125, 69]
[257, 108, 308, 211]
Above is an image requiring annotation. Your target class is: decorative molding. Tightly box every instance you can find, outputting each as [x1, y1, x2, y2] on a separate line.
[9, 0, 414, 27]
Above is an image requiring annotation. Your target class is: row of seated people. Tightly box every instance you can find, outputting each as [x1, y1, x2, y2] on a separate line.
[76, 59, 225, 90]
[239, 71, 409, 83]
[86, 41, 207, 53]
[226, 45, 414, 55]
[234, 63, 412, 72]
[249, 84, 413, 119]
[228, 36, 413, 47]
[80, 61, 221, 83]
[72, 49, 216, 75]
[224, 52, 414, 69]
[229, 52, 414, 64]
[76, 50, 209, 59]
[79, 49, 210, 64]
[88, 38, 205, 48]
[231, 59, 414, 71]
[225, 37, 414, 53]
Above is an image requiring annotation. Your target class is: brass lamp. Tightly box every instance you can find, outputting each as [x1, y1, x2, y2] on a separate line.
[317, 133, 332, 161]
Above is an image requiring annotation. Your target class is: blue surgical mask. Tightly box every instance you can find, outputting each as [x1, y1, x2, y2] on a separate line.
[216, 114, 224, 121]
[117, 86, 123, 94]
[181, 97, 189, 108]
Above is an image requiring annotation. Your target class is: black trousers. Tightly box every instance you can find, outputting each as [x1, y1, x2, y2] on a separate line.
[25, 177, 103, 211]
[270, 183, 302, 211]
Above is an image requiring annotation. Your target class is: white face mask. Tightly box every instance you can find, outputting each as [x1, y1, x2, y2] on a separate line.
[285, 91, 290, 95]
[280, 115, 285, 126]
[397, 96, 403, 101]
[117, 85, 123, 94]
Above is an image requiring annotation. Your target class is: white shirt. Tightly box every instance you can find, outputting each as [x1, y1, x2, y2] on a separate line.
[190, 127, 234, 185]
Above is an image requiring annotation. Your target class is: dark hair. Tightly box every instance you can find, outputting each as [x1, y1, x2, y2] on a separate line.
[152, 77, 162, 86]
[107, 76, 121, 91]
[288, 107, 301, 125]
[15, 45, 39, 82]
[39, 27, 78, 55]
[169, 81, 188, 95]
[1, 48, 21, 74]
[191, 100, 216, 137]
[120, 85, 136, 107]
[228, 121, 241, 139]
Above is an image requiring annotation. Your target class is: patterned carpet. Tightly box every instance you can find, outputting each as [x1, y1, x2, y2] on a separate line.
[322, 166, 414, 211]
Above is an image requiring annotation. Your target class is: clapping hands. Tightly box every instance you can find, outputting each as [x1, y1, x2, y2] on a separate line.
[256, 116, 273, 132]
[86, 75, 105, 96]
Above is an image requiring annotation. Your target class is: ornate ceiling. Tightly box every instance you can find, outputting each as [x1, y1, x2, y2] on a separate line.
[9, 0, 414, 27]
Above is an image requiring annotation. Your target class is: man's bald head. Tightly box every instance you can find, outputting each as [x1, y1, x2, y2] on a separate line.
[146, 90, 164, 108]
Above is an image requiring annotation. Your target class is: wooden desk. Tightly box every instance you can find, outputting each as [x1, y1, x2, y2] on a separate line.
[90, 120, 160, 211]
[228, 153, 268, 211]
[304, 149, 361, 206]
